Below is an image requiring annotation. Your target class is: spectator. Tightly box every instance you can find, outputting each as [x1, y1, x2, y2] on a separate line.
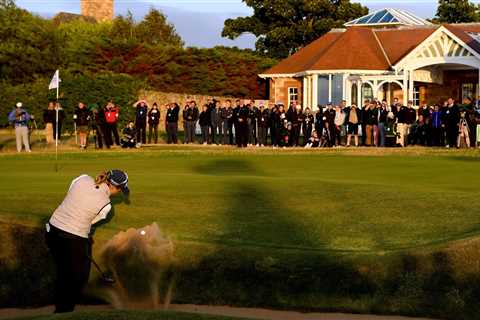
[166, 103, 180, 144]
[90, 104, 106, 149]
[305, 130, 320, 148]
[54, 103, 65, 141]
[334, 105, 346, 146]
[74, 102, 91, 149]
[314, 106, 324, 141]
[121, 121, 137, 148]
[8, 102, 31, 153]
[258, 103, 270, 147]
[184, 101, 198, 144]
[321, 121, 333, 147]
[104, 102, 120, 147]
[133, 100, 148, 145]
[247, 101, 258, 146]
[346, 104, 360, 147]
[303, 107, 314, 146]
[148, 103, 161, 144]
[365, 102, 378, 147]
[212, 100, 222, 145]
[199, 105, 210, 145]
[378, 101, 389, 147]
[291, 105, 303, 147]
[325, 103, 336, 146]
[445, 98, 460, 148]
[43, 102, 56, 144]
[223, 100, 234, 145]
[279, 121, 291, 148]
[396, 101, 415, 147]
[431, 105, 443, 146]
[236, 101, 250, 148]
[270, 105, 281, 147]
[457, 109, 471, 148]
[361, 100, 370, 146]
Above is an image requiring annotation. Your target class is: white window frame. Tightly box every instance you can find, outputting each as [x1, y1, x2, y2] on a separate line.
[461, 83, 476, 101]
[413, 85, 420, 107]
[288, 87, 299, 106]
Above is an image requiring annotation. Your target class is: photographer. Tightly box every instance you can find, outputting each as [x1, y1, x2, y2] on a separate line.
[74, 102, 91, 149]
[8, 102, 31, 153]
[148, 103, 161, 144]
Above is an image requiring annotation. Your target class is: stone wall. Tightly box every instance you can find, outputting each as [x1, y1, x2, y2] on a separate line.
[137, 90, 267, 130]
[81, 0, 114, 22]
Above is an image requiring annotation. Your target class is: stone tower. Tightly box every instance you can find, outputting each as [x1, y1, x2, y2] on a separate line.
[81, 0, 114, 22]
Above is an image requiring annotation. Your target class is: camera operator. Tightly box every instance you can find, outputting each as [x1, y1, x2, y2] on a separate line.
[8, 102, 32, 152]
[121, 121, 138, 148]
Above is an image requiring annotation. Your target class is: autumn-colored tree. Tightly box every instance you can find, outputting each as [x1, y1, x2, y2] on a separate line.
[222, 0, 368, 58]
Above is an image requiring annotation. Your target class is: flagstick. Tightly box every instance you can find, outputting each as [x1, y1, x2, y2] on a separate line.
[55, 73, 59, 172]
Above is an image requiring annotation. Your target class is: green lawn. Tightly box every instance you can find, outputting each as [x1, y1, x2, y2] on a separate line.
[1, 147, 480, 253]
[2, 146, 480, 319]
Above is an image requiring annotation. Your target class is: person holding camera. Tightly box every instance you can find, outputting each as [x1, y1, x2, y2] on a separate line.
[148, 103, 161, 144]
[45, 170, 129, 313]
[8, 102, 32, 152]
[43, 102, 56, 144]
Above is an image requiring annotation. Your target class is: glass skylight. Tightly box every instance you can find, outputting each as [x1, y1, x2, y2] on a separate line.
[345, 8, 432, 27]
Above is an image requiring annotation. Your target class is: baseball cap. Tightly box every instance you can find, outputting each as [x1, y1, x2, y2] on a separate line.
[107, 170, 129, 196]
[16, 102, 22, 108]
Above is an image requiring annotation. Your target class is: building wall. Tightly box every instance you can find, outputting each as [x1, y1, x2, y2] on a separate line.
[81, 0, 114, 22]
[423, 70, 478, 105]
[269, 77, 303, 105]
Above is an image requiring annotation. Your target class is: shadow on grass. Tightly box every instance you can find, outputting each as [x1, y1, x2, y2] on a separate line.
[174, 158, 375, 309]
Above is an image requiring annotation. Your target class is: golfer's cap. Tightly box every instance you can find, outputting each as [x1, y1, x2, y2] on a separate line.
[107, 170, 129, 196]
[16, 102, 22, 108]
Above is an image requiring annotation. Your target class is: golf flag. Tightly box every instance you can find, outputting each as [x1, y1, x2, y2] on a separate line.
[49, 70, 60, 90]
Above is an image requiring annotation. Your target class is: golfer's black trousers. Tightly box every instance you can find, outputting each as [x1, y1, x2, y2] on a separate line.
[45, 225, 91, 313]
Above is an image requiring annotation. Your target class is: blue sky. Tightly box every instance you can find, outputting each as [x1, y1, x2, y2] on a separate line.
[14, 0, 462, 48]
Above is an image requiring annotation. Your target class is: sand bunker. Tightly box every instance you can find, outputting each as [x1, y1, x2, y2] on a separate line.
[96, 223, 175, 309]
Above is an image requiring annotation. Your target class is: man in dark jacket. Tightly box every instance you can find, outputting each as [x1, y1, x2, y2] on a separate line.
[166, 103, 180, 144]
[444, 98, 460, 148]
[223, 100, 234, 145]
[257, 103, 270, 146]
[236, 101, 250, 148]
[90, 104, 106, 149]
[247, 100, 258, 146]
[324, 103, 336, 147]
[133, 100, 148, 145]
[211, 100, 222, 145]
[184, 101, 198, 144]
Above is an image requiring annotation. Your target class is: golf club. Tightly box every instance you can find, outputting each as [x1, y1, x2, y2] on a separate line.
[89, 256, 116, 284]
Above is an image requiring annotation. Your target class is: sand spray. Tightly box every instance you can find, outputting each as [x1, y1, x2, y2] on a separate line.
[94, 223, 175, 309]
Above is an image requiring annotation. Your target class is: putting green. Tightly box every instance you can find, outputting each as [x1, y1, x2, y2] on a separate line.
[1, 147, 480, 254]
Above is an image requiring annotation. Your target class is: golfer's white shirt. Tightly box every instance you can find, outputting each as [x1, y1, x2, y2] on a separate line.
[49, 175, 111, 238]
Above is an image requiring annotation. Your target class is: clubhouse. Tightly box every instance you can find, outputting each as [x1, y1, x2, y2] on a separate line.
[259, 8, 480, 109]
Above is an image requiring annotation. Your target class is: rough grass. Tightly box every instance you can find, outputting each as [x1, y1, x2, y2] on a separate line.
[2, 146, 480, 319]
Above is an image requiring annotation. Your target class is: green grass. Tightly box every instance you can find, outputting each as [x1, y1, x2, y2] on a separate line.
[3, 146, 480, 319]
[8, 310, 250, 320]
[1, 147, 480, 253]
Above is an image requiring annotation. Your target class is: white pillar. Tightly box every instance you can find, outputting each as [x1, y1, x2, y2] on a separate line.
[312, 74, 318, 109]
[403, 70, 408, 105]
[373, 80, 379, 100]
[387, 82, 391, 106]
[328, 74, 333, 103]
[477, 69, 480, 108]
[343, 74, 348, 105]
[357, 81, 363, 107]
[303, 77, 308, 108]
[409, 69, 414, 103]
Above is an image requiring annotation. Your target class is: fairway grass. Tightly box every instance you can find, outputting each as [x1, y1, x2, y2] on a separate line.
[1, 147, 480, 253]
[2, 146, 480, 319]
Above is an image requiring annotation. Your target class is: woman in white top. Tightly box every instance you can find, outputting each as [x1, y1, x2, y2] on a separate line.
[45, 170, 129, 313]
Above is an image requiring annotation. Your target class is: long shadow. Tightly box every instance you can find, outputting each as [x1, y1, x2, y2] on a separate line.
[175, 158, 375, 309]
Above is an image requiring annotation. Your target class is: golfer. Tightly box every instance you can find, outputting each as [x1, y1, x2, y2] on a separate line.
[45, 170, 129, 313]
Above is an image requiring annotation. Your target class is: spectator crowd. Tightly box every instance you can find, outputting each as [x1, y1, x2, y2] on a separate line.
[6, 96, 480, 152]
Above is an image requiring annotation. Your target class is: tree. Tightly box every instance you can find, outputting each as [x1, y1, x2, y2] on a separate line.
[222, 0, 368, 59]
[136, 8, 183, 47]
[435, 0, 479, 23]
